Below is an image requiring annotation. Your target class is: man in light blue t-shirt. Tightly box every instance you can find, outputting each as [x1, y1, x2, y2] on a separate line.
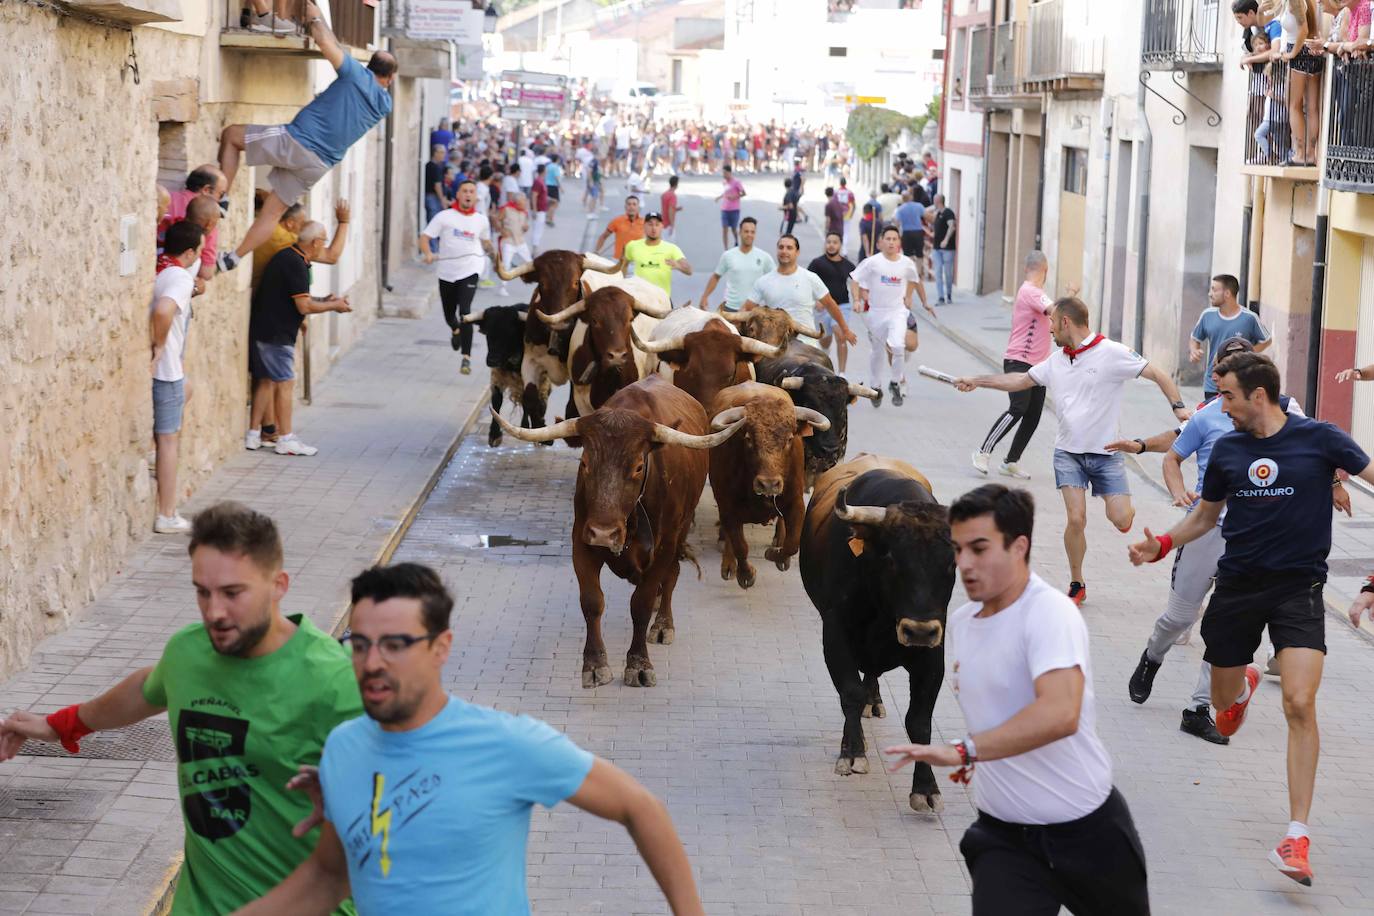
[698, 216, 775, 313]
[1189, 274, 1270, 398]
[216, 0, 395, 274]
[235, 564, 704, 916]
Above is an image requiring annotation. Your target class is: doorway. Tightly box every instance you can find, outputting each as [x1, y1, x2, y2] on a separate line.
[1179, 145, 1218, 385]
[1108, 140, 1133, 340]
[1057, 146, 1088, 298]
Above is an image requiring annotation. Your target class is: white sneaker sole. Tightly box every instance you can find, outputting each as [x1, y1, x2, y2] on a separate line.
[970, 452, 990, 475]
[1268, 848, 1313, 885]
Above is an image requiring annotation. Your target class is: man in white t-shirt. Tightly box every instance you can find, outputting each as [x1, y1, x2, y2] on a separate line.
[419, 179, 497, 376]
[954, 297, 1191, 605]
[698, 216, 774, 313]
[574, 142, 595, 180]
[886, 484, 1149, 915]
[614, 122, 632, 176]
[149, 220, 205, 535]
[742, 234, 857, 346]
[834, 178, 856, 253]
[499, 165, 521, 207]
[853, 226, 937, 408]
[517, 148, 535, 193]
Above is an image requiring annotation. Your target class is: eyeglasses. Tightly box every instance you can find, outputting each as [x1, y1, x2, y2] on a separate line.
[339, 632, 441, 662]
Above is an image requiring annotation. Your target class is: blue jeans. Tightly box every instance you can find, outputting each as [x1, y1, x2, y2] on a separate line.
[1053, 449, 1130, 497]
[933, 249, 956, 301]
[424, 193, 443, 251]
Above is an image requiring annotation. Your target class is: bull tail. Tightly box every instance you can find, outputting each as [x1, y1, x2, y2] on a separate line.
[678, 542, 703, 580]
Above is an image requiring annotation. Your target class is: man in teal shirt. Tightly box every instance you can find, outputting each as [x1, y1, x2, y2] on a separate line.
[699, 216, 775, 313]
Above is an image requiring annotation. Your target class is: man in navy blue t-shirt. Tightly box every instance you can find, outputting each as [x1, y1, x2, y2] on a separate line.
[1129, 352, 1372, 888]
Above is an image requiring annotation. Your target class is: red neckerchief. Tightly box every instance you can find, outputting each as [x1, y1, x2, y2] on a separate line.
[453, 204, 477, 214]
[1063, 334, 1105, 363]
[155, 253, 181, 274]
[502, 201, 526, 214]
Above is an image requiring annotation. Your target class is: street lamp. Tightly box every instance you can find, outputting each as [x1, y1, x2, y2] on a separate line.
[484, 2, 498, 33]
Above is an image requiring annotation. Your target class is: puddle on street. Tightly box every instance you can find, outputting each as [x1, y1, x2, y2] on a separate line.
[451, 534, 549, 548]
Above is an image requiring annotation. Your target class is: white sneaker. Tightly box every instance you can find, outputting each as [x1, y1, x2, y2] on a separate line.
[499, 285, 510, 297]
[248, 10, 296, 33]
[971, 451, 991, 475]
[998, 461, 1031, 480]
[154, 514, 192, 534]
[1175, 627, 1193, 647]
[245, 429, 262, 451]
[274, 435, 318, 456]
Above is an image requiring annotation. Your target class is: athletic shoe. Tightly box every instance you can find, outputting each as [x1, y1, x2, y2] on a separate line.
[1216, 664, 1261, 738]
[154, 514, 192, 534]
[1068, 581, 1087, 607]
[461, 357, 472, 376]
[585, 212, 598, 220]
[1180, 705, 1228, 745]
[274, 434, 318, 457]
[971, 451, 990, 475]
[869, 387, 883, 409]
[499, 285, 510, 296]
[1269, 835, 1313, 886]
[216, 250, 240, 272]
[479, 278, 496, 288]
[248, 10, 296, 33]
[244, 429, 262, 451]
[1128, 649, 1160, 704]
[1265, 654, 1281, 677]
[998, 461, 1031, 480]
[890, 382, 904, 407]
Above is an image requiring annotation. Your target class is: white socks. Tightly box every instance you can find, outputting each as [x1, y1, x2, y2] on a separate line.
[1286, 821, 1309, 840]
[1235, 677, 1253, 705]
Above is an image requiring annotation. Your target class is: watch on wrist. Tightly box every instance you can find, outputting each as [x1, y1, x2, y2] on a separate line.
[1170, 400, 1186, 411]
[1133, 438, 1147, 454]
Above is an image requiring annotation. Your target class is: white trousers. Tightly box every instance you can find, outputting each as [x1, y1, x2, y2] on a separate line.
[531, 211, 547, 249]
[864, 309, 909, 391]
[500, 241, 534, 284]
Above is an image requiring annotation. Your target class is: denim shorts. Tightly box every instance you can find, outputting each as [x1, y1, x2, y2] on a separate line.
[249, 340, 296, 382]
[152, 378, 185, 435]
[1053, 449, 1130, 496]
[720, 209, 741, 229]
[817, 303, 853, 335]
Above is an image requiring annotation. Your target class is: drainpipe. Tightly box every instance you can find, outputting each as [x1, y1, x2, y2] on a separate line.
[1239, 176, 1254, 309]
[1096, 98, 1113, 327]
[1132, 2, 1153, 354]
[1034, 110, 1047, 248]
[1306, 56, 1336, 415]
[975, 115, 990, 295]
[379, 36, 397, 297]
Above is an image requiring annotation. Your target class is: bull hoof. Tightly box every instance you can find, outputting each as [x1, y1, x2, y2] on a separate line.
[764, 547, 791, 572]
[737, 565, 756, 589]
[624, 664, 657, 687]
[834, 755, 868, 776]
[648, 618, 675, 645]
[581, 665, 613, 689]
[720, 558, 734, 581]
[861, 701, 886, 719]
[909, 791, 944, 814]
[488, 434, 503, 448]
[535, 440, 553, 448]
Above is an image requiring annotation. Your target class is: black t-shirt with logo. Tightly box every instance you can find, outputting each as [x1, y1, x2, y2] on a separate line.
[808, 255, 855, 305]
[250, 247, 311, 346]
[1202, 415, 1369, 579]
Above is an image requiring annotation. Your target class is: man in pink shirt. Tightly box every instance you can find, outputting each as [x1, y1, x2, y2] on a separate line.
[972, 250, 1057, 479]
[161, 165, 227, 285]
[715, 165, 747, 250]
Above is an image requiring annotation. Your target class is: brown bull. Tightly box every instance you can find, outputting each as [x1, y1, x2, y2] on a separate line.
[707, 383, 830, 589]
[722, 306, 824, 348]
[632, 321, 781, 408]
[493, 375, 744, 688]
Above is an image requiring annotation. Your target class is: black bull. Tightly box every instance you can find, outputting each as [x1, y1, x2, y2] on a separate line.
[799, 455, 956, 813]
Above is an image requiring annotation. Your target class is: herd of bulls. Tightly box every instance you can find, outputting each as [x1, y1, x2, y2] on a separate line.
[463, 250, 957, 813]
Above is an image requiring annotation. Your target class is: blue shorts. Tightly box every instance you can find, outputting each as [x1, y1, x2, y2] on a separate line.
[817, 303, 853, 335]
[721, 210, 741, 229]
[1053, 450, 1130, 497]
[249, 340, 296, 382]
[152, 378, 185, 435]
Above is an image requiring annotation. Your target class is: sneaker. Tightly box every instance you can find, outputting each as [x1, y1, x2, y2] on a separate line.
[244, 429, 262, 451]
[1265, 653, 1281, 678]
[1269, 835, 1313, 886]
[479, 278, 496, 288]
[1068, 581, 1087, 607]
[217, 250, 241, 272]
[217, 197, 229, 217]
[889, 382, 904, 407]
[274, 434, 318, 457]
[1180, 705, 1229, 745]
[869, 387, 884, 409]
[971, 450, 990, 475]
[1216, 664, 1261, 737]
[499, 285, 510, 296]
[248, 10, 296, 33]
[154, 514, 192, 534]
[461, 357, 472, 376]
[998, 461, 1031, 480]
[1128, 649, 1160, 704]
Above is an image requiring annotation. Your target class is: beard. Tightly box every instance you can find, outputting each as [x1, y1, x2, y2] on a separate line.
[208, 615, 272, 658]
[361, 673, 425, 725]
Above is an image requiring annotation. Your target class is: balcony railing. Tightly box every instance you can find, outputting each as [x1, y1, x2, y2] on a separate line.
[222, 0, 374, 53]
[1141, 0, 1222, 70]
[1243, 60, 1293, 168]
[968, 24, 992, 97]
[992, 21, 1029, 95]
[1026, 0, 1106, 91]
[1325, 58, 1374, 193]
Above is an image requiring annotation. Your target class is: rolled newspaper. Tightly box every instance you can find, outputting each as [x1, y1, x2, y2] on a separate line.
[917, 365, 960, 387]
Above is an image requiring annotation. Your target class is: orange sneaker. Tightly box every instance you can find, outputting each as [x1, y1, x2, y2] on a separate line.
[1269, 835, 1313, 886]
[1068, 582, 1086, 607]
[1216, 664, 1261, 738]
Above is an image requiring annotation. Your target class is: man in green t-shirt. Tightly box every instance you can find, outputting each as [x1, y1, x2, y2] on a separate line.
[615, 212, 691, 297]
[0, 502, 362, 916]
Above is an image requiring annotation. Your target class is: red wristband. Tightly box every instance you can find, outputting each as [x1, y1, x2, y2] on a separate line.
[46, 705, 93, 754]
[1150, 533, 1174, 563]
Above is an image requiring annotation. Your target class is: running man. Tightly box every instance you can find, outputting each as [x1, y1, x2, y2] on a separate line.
[1189, 274, 1271, 401]
[615, 212, 692, 297]
[852, 225, 936, 408]
[956, 297, 1192, 605]
[496, 191, 532, 297]
[699, 216, 774, 314]
[235, 563, 705, 915]
[807, 231, 856, 373]
[593, 194, 645, 260]
[715, 164, 747, 249]
[887, 485, 1149, 915]
[1129, 351, 1374, 887]
[835, 177, 856, 254]
[0, 503, 363, 914]
[743, 234, 858, 346]
[419, 178, 497, 376]
[216, 1, 394, 271]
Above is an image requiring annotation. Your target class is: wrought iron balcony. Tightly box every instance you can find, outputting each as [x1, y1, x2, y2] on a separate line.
[1240, 59, 1318, 179]
[968, 21, 1039, 109]
[1141, 0, 1222, 71]
[221, 0, 375, 55]
[1325, 58, 1374, 193]
[1025, 0, 1105, 93]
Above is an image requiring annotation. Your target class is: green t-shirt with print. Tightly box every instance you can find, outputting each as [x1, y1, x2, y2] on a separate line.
[624, 239, 686, 296]
[142, 614, 362, 915]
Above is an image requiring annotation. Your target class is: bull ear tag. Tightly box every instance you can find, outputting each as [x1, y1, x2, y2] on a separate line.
[799, 424, 815, 438]
[847, 536, 865, 557]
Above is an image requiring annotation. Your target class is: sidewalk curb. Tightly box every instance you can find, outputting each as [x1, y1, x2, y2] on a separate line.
[143, 389, 491, 916]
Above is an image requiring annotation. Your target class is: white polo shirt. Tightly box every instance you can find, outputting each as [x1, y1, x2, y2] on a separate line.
[948, 573, 1113, 825]
[1027, 335, 1147, 455]
[422, 208, 490, 283]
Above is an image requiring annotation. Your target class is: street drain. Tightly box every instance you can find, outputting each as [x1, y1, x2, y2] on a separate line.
[0, 787, 116, 821]
[452, 534, 549, 548]
[19, 720, 177, 762]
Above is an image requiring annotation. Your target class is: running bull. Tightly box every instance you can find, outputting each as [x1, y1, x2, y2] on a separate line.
[461, 305, 536, 447]
[632, 307, 781, 408]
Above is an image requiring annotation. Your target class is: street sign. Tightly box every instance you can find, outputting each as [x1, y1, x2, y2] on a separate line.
[454, 43, 483, 80]
[836, 94, 888, 104]
[499, 70, 568, 122]
[404, 1, 482, 42]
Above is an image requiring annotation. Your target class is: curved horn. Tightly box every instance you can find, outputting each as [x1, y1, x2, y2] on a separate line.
[631, 298, 672, 319]
[708, 406, 747, 431]
[490, 410, 580, 443]
[652, 417, 746, 449]
[780, 376, 804, 391]
[461, 307, 487, 324]
[717, 311, 748, 324]
[581, 253, 620, 274]
[793, 406, 831, 432]
[630, 325, 684, 354]
[493, 256, 536, 282]
[791, 318, 824, 340]
[535, 299, 587, 325]
[833, 485, 887, 526]
[847, 381, 880, 400]
[739, 336, 784, 358]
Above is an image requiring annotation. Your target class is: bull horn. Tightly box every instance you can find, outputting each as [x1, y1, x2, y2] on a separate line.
[581, 253, 620, 274]
[630, 325, 684, 354]
[461, 307, 487, 324]
[780, 376, 804, 391]
[632, 298, 672, 319]
[791, 318, 824, 339]
[490, 410, 580, 443]
[717, 311, 748, 324]
[794, 407, 831, 432]
[833, 486, 887, 526]
[708, 406, 747, 431]
[848, 382, 880, 400]
[739, 337, 785, 357]
[535, 299, 587, 325]
[493, 256, 536, 282]
[652, 417, 745, 449]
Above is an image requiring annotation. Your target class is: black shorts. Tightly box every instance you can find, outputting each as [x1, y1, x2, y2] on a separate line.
[547, 186, 560, 201]
[1200, 573, 1327, 668]
[901, 230, 924, 258]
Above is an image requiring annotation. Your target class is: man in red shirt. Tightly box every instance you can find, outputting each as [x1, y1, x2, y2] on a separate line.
[530, 164, 550, 251]
[160, 165, 227, 288]
[594, 195, 645, 260]
[660, 175, 682, 241]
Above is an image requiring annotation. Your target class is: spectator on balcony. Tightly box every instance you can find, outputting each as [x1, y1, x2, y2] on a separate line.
[1268, 0, 1324, 166]
[149, 220, 204, 535]
[160, 166, 226, 286]
[215, 1, 395, 273]
[1322, 0, 1368, 55]
[1236, 0, 1283, 49]
[243, 0, 295, 34]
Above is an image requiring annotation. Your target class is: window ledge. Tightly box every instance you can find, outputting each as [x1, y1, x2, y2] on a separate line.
[67, 0, 181, 25]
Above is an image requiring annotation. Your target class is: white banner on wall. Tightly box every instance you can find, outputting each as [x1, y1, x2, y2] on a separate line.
[406, 2, 482, 41]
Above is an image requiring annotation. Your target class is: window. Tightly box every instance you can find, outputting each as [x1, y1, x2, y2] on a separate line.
[157, 122, 189, 190]
[932, 48, 944, 60]
[829, 46, 848, 57]
[1062, 147, 1088, 195]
